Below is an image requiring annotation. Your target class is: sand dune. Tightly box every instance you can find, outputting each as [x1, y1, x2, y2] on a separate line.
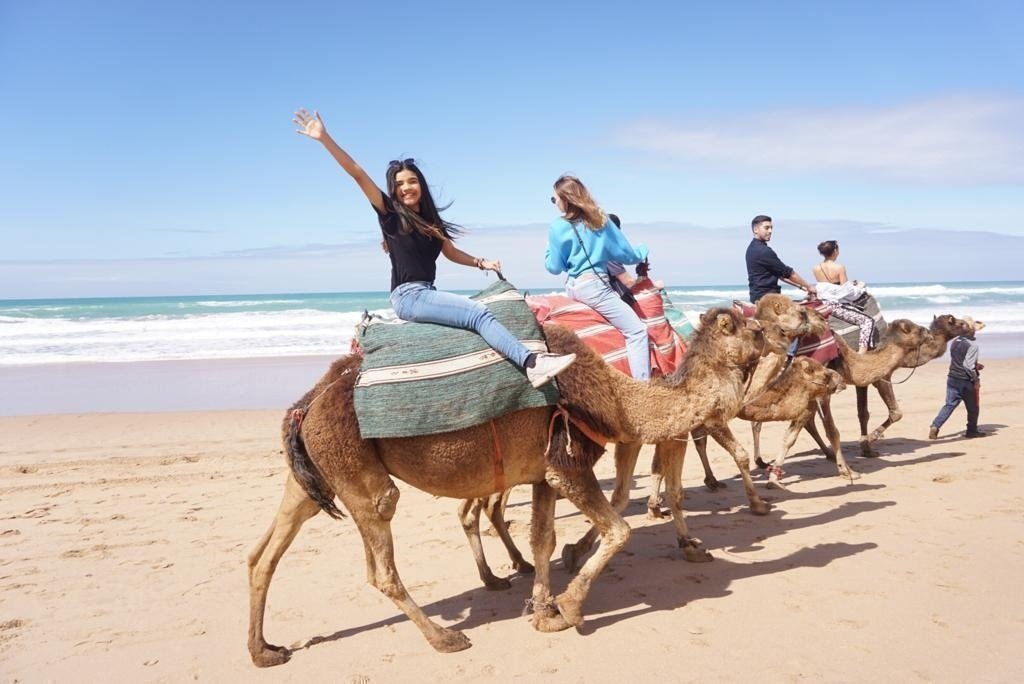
[2, 358, 1022, 681]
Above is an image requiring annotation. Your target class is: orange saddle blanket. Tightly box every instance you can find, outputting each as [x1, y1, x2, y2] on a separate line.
[526, 278, 687, 378]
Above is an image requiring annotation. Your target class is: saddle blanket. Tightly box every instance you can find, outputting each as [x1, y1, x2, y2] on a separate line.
[527, 278, 687, 377]
[353, 280, 559, 439]
[827, 292, 888, 350]
[733, 298, 840, 364]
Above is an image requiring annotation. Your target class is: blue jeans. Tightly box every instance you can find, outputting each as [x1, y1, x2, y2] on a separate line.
[930, 376, 979, 433]
[566, 274, 650, 380]
[390, 281, 531, 368]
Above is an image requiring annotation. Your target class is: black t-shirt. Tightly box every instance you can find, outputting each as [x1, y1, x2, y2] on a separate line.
[745, 238, 794, 303]
[374, 191, 446, 291]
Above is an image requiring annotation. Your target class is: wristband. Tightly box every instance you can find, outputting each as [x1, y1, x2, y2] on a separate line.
[475, 257, 485, 270]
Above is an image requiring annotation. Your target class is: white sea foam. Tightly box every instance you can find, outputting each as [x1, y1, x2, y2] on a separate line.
[0, 308, 393, 365]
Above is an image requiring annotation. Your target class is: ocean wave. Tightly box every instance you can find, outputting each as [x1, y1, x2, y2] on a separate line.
[191, 299, 306, 308]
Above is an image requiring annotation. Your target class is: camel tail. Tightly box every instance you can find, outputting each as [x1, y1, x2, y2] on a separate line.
[285, 417, 347, 520]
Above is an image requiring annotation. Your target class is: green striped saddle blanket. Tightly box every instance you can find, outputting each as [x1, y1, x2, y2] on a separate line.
[353, 280, 559, 438]
[827, 292, 888, 349]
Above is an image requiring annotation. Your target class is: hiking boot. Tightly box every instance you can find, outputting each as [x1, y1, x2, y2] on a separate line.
[526, 353, 577, 388]
[928, 426, 939, 440]
[964, 430, 989, 439]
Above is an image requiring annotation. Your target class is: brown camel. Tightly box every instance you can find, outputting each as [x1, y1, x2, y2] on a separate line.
[838, 314, 973, 452]
[648, 355, 847, 505]
[795, 314, 965, 458]
[246, 308, 768, 666]
[459, 295, 821, 579]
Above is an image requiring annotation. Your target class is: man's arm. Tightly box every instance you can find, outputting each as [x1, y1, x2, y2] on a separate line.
[963, 340, 980, 383]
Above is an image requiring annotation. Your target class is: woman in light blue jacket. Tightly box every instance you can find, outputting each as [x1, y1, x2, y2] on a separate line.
[545, 175, 651, 380]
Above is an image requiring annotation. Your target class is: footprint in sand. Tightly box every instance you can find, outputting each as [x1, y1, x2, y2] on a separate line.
[932, 474, 953, 483]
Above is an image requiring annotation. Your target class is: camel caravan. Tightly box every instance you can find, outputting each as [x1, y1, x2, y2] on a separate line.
[246, 273, 972, 667]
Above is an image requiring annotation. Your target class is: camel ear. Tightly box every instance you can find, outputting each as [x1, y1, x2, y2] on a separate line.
[716, 313, 734, 332]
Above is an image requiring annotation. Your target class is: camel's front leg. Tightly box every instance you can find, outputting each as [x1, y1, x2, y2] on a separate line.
[819, 395, 858, 481]
[547, 466, 631, 628]
[247, 474, 322, 667]
[801, 414, 836, 461]
[856, 385, 878, 458]
[693, 432, 726, 491]
[529, 480, 569, 633]
[457, 497, 511, 590]
[707, 426, 771, 515]
[751, 420, 767, 470]
[868, 375, 902, 442]
[561, 441, 641, 574]
[764, 417, 806, 490]
[657, 440, 712, 561]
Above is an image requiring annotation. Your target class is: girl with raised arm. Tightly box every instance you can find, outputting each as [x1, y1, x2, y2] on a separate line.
[545, 175, 651, 380]
[293, 109, 575, 387]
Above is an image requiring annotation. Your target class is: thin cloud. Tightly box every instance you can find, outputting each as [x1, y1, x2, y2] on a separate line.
[612, 94, 1024, 185]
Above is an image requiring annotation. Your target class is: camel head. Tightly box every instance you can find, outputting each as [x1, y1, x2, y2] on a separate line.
[753, 294, 818, 352]
[693, 307, 766, 371]
[930, 314, 973, 340]
[885, 318, 932, 353]
[789, 357, 846, 397]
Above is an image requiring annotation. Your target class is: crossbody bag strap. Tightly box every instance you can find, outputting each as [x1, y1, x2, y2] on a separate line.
[568, 221, 612, 288]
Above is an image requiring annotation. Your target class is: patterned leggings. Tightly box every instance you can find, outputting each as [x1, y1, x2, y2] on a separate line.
[831, 305, 875, 351]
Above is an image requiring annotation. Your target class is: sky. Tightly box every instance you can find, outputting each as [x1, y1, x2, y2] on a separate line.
[1, 1, 1022, 297]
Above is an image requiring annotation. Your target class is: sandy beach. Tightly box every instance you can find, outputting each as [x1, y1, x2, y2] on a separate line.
[2, 356, 1022, 682]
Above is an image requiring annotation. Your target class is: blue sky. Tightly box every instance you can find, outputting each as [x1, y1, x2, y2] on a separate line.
[1, 1, 1022, 297]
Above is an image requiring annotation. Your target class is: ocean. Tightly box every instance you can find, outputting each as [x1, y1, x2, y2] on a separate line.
[2, 281, 1022, 367]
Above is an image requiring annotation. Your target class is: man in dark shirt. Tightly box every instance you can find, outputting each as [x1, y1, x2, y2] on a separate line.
[745, 215, 817, 303]
[928, 323, 987, 439]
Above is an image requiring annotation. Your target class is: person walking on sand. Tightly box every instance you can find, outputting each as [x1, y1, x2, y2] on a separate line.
[812, 239, 876, 353]
[545, 176, 651, 380]
[293, 108, 575, 388]
[928, 317, 987, 439]
[745, 215, 817, 304]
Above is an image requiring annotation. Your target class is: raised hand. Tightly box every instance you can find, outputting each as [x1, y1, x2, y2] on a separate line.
[293, 108, 326, 140]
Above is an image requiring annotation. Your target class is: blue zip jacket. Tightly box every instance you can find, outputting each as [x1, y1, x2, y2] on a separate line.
[544, 216, 648, 278]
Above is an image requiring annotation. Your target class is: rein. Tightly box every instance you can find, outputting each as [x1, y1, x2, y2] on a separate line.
[879, 342, 923, 386]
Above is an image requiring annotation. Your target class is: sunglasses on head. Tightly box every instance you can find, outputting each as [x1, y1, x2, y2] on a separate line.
[388, 158, 416, 168]
[550, 196, 557, 204]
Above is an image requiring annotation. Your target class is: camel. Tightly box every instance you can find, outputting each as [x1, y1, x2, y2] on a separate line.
[246, 307, 770, 666]
[648, 355, 847, 504]
[836, 314, 973, 453]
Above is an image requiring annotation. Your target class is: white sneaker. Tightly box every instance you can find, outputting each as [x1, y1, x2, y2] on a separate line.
[526, 353, 577, 388]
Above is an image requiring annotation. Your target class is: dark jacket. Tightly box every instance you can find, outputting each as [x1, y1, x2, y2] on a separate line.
[745, 238, 793, 303]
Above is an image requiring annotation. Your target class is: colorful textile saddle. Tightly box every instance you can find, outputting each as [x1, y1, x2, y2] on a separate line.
[732, 298, 840, 364]
[527, 278, 688, 377]
[353, 280, 559, 439]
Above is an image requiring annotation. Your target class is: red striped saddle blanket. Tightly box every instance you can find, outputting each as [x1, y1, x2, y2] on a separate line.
[527, 277, 687, 377]
[732, 299, 840, 364]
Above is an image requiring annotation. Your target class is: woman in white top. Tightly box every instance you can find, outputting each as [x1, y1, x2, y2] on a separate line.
[812, 240, 875, 352]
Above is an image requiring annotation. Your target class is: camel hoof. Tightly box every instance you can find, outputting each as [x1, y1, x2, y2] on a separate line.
[513, 559, 535, 575]
[823, 449, 837, 462]
[868, 428, 886, 442]
[767, 478, 788, 491]
[704, 477, 727, 491]
[561, 544, 581, 574]
[251, 645, 291, 668]
[482, 574, 512, 591]
[555, 595, 585, 627]
[680, 538, 713, 562]
[750, 500, 772, 516]
[428, 627, 471, 653]
[838, 467, 861, 481]
[646, 505, 669, 520]
[860, 445, 880, 458]
[754, 457, 770, 470]
[531, 611, 572, 633]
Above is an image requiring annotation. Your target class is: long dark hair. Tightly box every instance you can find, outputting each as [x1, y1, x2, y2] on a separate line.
[385, 159, 463, 241]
